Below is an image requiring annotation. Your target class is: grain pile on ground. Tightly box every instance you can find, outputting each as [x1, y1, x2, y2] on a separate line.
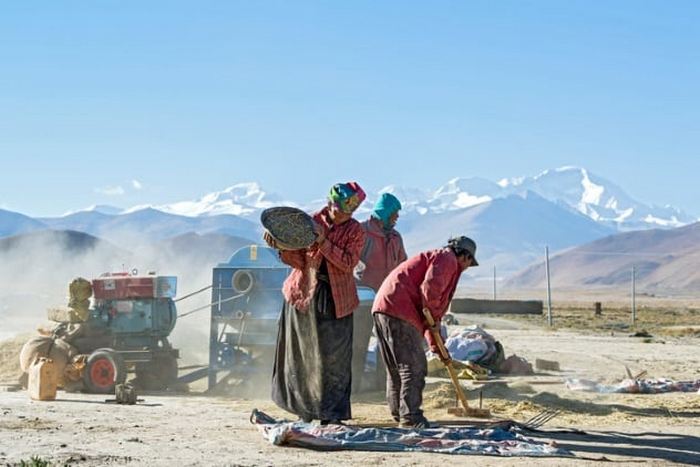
[0, 335, 29, 384]
[419, 375, 700, 430]
[423, 381, 457, 409]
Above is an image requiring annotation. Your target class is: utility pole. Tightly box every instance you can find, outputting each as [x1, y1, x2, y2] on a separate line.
[493, 265, 497, 301]
[545, 246, 552, 327]
[631, 266, 636, 325]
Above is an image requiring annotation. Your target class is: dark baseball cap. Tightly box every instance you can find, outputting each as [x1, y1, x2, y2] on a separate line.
[448, 236, 479, 266]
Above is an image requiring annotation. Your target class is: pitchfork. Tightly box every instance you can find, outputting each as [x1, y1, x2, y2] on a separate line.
[522, 409, 561, 430]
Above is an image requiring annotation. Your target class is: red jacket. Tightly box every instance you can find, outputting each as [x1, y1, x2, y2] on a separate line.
[356, 217, 407, 292]
[279, 207, 365, 318]
[372, 248, 463, 348]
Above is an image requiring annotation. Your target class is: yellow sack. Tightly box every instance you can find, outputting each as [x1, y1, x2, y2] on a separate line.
[456, 362, 489, 380]
[69, 277, 92, 302]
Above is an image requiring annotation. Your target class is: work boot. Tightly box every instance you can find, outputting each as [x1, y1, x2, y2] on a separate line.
[399, 417, 438, 429]
[320, 419, 347, 426]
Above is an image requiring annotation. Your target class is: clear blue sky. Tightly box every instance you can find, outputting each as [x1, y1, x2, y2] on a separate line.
[1, 1, 698, 216]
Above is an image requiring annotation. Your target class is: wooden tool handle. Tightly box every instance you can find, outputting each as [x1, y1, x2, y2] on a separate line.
[422, 308, 470, 410]
[421, 309, 450, 360]
[446, 361, 472, 410]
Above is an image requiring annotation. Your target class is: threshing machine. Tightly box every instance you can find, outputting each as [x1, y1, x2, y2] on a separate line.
[205, 245, 289, 389]
[199, 245, 376, 391]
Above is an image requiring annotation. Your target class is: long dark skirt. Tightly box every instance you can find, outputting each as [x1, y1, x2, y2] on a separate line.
[271, 280, 353, 421]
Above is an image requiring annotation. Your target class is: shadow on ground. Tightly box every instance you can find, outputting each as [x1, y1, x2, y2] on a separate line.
[531, 429, 700, 465]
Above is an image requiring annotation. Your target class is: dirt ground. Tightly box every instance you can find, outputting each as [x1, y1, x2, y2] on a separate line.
[1, 314, 699, 466]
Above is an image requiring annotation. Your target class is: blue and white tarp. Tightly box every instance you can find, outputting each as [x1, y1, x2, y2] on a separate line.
[251, 410, 572, 457]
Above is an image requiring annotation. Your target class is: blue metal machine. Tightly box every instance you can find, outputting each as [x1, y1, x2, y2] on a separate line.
[202, 244, 377, 392]
[207, 245, 289, 389]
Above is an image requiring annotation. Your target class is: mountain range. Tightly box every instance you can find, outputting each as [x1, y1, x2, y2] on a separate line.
[112, 166, 695, 231]
[1, 166, 697, 287]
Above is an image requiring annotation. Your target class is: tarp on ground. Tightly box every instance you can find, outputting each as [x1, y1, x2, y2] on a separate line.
[250, 409, 572, 457]
[566, 378, 700, 394]
[444, 326, 498, 363]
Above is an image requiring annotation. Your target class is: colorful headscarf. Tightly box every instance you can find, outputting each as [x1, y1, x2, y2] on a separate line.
[328, 181, 366, 214]
[371, 193, 402, 228]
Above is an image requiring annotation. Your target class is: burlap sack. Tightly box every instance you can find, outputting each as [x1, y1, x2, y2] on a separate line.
[37, 322, 87, 343]
[47, 306, 89, 323]
[19, 336, 78, 378]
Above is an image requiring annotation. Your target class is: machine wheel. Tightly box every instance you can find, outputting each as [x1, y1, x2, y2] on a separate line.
[134, 355, 179, 391]
[83, 348, 126, 394]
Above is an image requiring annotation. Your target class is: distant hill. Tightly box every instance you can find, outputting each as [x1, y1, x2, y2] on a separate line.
[0, 229, 133, 334]
[147, 232, 253, 268]
[37, 210, 115, 236]
[506, 221, 700, 292]
[39, 208, 259, 244]
[398, 191, 614, 275]
[0, 209, 46, 237]
[0, 229, 125, 256]
[0, 229, 253, 281]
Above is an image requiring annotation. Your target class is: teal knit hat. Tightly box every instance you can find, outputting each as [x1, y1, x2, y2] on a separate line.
[372, 193, 402, 227]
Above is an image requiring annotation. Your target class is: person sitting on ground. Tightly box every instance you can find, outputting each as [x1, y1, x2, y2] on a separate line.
[371, 236, 479, 428]
[265, 182, 366, 425]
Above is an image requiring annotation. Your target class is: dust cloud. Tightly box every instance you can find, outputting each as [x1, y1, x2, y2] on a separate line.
[0, 229, 256, 369]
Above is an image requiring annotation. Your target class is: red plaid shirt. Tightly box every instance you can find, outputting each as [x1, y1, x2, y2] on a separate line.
[279, 207, 365, 318]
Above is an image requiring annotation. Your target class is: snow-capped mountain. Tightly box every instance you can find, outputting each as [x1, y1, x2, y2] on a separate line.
[374, 185, 432, 214]
[497, 167, 693, 230]
[128, 167, 694, 231]
[138, 183, 295, 217]
[424, 177, 500, 212]
[398, 191, 615, 274]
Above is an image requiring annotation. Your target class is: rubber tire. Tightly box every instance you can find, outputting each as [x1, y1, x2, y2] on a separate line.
[83, 348, 126, 394]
